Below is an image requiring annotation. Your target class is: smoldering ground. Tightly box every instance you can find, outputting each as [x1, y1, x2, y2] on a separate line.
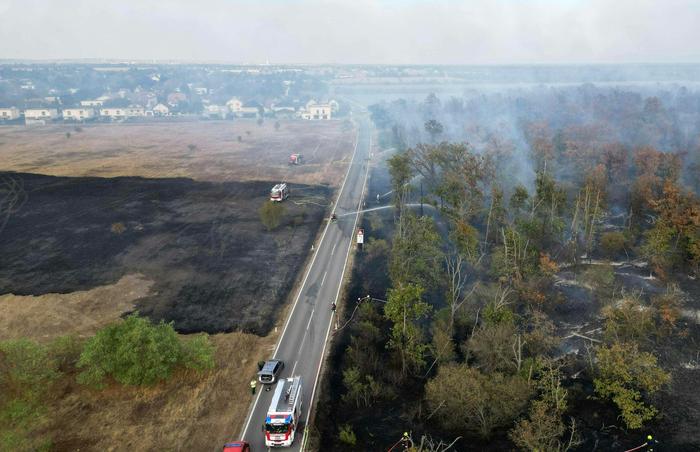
[0, 172, 330, 335]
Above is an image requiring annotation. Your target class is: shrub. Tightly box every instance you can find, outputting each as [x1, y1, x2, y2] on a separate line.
[580, 264, 616, 303]
[465, 323, 516, 373]
[259, 201, 285, 231]
[523, 310, 559, 356]
[180, 334, 216, 371]
[594, 342, 670, 429]
[602, 297, 655, 343]
[48, 335, 83, 371]
[341, 367, 381, 408]
[510, 360, 583, 451]
[482, 302, 514, 327]
[111, 222, 126, 234]
[77, 314, 214, 388]
[425, 364, 530, 437]
[338, 424, 357, 446]
[538, 252, 559, 276]
[510, 399, 566, 451]
[640, 222, 678, 279]
[652, 286, 683, 335]
[600, 231, 628, 258]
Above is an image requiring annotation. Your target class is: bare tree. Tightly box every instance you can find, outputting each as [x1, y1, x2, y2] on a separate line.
[445, 252, 478, 327]
[512, 333, 526, 372]
[415, 434, 462, 452]
[424, 252, 477, 376]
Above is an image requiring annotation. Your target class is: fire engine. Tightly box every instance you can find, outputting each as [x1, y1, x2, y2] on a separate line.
[270, 183, 290, 202]
[264, 376, 303, 447]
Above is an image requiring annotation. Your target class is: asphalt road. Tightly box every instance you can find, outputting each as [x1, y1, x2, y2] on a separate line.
[239, 116, 371, 451]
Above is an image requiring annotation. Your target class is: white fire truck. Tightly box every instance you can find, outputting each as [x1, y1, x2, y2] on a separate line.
[270, 183, 290, 202]
[264, 376, 303, 448]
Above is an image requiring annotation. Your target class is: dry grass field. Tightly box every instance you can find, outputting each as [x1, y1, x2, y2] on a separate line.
[46, 331, 275, 452]
[0, 276, 275, 451]
[0, 119, 355, 185]
[0, 274, 153, 342]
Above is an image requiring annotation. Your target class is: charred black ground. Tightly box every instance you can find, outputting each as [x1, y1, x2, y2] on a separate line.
[0, 171, 330, 335]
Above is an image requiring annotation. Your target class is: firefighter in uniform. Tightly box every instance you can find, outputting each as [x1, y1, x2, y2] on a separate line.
[401, 432, 411, 450]
[250, 379, 257, 395]
[647, 434, 657, 451]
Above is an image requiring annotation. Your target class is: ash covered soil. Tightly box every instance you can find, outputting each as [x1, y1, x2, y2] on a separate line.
[0, 171, 330, 335]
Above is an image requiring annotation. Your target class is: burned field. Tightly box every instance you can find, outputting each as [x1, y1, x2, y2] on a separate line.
[0, 171, 330, 335]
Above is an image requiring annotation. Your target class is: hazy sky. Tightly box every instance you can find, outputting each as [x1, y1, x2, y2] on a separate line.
[0, 0, 698, 64]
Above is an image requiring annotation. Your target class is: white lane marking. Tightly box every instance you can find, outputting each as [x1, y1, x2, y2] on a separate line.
[320, 271, 327, 287]
[306, 309, 315, 331]
[240, 128, 361, 440]
[300, 124, 372, 450]
[331, 243, 337, 256]
[293, 312, 315, 376]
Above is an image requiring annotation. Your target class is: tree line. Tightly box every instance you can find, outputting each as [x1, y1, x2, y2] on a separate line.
[322, 88, 700, 450]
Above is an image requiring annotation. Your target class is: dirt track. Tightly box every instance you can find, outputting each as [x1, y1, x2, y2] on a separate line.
[0, 171, 330, 335]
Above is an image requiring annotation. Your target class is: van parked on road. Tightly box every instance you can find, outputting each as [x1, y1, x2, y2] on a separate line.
[257, 359, 284, 384]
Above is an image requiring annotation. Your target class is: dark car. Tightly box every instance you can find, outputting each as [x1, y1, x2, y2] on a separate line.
[257, 359, 284, 384]
[222, 441, 250, 452]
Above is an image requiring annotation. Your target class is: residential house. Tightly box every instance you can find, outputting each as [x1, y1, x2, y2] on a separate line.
[100, 106, 145, 120]
[124, 106, 145, 117]
[24, 109, 59, 120]
[0, 107, 20, 120]
[300, 101, 332, 120]
[100, 108, 126, 119]
[226, 97, 261, 117]
[62, 108, 95, 121]
[204, 105, 227, 119]
[152, 103, 170, 116]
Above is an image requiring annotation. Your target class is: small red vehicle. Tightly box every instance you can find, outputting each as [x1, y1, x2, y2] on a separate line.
[222, 441, 250, 452]
[289, 153, 303, 165]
